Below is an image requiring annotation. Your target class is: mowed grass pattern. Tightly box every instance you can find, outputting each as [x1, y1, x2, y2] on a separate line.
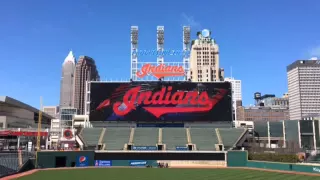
[17, 168, 320, 180]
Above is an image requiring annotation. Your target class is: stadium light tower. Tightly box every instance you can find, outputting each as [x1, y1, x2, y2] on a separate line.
[157, 26, 164, 65]
[131, 26, 139, 81]
[183, 26, 191, 80]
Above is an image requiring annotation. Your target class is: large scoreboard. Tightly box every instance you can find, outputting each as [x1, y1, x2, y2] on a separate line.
[89, 81, 232, 122]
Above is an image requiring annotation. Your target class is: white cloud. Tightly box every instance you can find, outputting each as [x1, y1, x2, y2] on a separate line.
[181, 13, 202, 30]
[309, 46, 320, 58]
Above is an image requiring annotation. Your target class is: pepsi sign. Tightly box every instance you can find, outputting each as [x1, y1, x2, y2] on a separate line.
[76, 156, 88, 167]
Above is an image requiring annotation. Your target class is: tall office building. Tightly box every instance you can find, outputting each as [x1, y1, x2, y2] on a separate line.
[189, 29, 224, 82]
[287, 59, 320, 120]
[73, 56, 100, 115]
[43, 106, 59, 118]
[60, 51, 76, 108]
[225, 77, 242, 120]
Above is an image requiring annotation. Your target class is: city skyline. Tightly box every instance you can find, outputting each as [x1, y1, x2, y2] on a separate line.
[1, 0, 320, 108]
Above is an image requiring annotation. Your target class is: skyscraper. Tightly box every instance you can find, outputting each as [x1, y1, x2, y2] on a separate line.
[225, 77, 242, 121]
[60, 51, 76, 108]
[189, 29, 224, 82]
[287, 58, 320, 120]
[73, 56, 100, 115]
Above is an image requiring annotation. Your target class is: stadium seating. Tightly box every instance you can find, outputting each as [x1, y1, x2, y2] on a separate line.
[162, 128, 187, 150]
[103, 127, 131, 150]
[190, 128, 219, 150]
[218, 128, 246, 149]
[81, 128, 103, 149]
[133, 128, 159, 146]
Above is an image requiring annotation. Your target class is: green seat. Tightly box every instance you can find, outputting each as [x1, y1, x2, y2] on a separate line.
[190, 128, 218, 150]
[82, 128, 103, 148]
[104, 128, 131, 150]
[219, 128, 246, 149]
[133, 128, 158, 146]
[162, 128, 187, 150]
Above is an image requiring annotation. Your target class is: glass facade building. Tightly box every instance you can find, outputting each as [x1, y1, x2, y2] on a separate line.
[60, 107, 77, 129]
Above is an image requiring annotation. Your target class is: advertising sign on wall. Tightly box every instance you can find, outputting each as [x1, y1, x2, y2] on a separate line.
[176, 146, 188, 151]
[129, 160, 147, 166]
[132, 146, 157, 151]
[76, 156, 89, 167]
[95, 160, 112, 167]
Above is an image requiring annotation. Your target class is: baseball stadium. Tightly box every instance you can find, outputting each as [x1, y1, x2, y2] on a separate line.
[1, 80, 320, 180]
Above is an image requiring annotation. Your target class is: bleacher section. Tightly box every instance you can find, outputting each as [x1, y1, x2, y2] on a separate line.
[190, 128, 219, 150]
[133, 128, 158, 146]
[103, 128, 131, 150]
[81, 128, 103, 149]
[79, 127, 247, 151]
[162, 128, 187, 150]
[218, 128, 246, 149]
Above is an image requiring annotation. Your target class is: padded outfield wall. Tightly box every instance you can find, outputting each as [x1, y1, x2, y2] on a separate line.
[36, 150, 320, 174]
[227, 151, 320, 174]
[36, 151, 227, 168]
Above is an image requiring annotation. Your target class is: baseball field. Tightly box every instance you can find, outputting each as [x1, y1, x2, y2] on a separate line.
[10, 168, 320, 180]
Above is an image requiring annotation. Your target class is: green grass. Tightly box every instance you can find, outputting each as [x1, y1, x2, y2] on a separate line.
[17, 168, 320, 180]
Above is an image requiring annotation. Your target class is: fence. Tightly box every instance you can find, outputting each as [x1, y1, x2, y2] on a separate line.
[0, 150, 35, 178]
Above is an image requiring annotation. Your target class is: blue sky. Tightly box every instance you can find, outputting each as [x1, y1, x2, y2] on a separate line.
[1, 0, 320, 108]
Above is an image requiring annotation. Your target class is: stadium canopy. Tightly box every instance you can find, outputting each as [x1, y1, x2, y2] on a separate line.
[0, 96, 54, 124]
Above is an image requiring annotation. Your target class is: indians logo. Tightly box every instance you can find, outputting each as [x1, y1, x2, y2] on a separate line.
[96, 86, 228, 118]
[79, 156, 87, 163]
[136, 64, 185, 79]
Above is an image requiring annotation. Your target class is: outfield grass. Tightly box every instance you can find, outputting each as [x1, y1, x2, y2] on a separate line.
[16, 168, 320, 180]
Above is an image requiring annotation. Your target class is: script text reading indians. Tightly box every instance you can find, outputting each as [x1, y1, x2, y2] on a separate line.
[136, 64, 185, 79]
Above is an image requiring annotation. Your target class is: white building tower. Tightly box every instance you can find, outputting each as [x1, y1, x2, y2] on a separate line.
[59, 51, 76, 108]
[225, 77, 242, 121]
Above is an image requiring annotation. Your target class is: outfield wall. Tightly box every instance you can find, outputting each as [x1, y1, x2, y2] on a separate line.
[37, 151, 95, 168]
[227, 151, 320, 174]
[37, 151, 226, 168]
[36, 150, 320, 174]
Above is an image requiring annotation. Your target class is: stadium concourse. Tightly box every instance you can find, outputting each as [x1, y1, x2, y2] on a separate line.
[0, 96, 53, 129]
[0, 96, 53, 178]
[0, 96, 52, 150]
